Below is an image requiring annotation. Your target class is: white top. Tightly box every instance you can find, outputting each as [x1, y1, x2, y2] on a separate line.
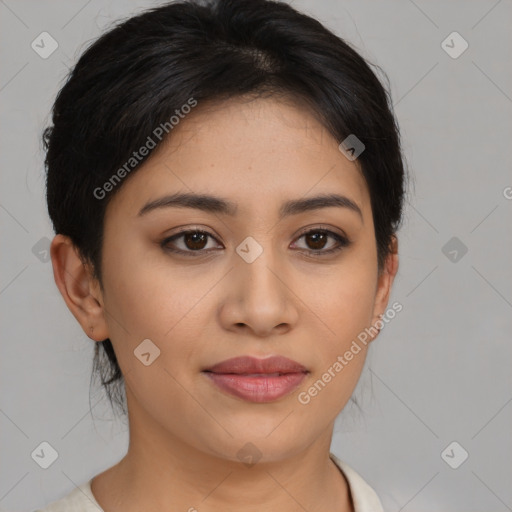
[35, 453, 384, 512]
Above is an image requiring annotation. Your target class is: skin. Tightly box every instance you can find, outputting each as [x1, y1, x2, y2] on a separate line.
[50, 95, 398, 512]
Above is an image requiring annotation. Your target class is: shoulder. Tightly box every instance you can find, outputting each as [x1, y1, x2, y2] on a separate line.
[330, 452, 385, 512]
[34, 458, 381, 512]
[34, 479, 103, 512]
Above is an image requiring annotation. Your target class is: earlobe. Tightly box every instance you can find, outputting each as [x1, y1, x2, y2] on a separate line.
[50, 234, 109, 341]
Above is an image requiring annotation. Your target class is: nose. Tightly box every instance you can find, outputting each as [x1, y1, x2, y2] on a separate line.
[218, 246, 300, 338]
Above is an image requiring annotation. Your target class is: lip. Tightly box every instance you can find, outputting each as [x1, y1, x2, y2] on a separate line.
[204, 355, 308, 374]
[202, 356, 309, 403]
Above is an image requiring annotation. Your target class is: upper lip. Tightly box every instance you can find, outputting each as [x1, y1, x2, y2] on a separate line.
[203, 356, 308, 375]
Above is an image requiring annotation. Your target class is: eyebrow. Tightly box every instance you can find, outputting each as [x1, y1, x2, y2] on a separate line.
[137, 192, 363, 220]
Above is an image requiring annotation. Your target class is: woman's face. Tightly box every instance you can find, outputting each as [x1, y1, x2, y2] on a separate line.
[86, 96, 397, 463]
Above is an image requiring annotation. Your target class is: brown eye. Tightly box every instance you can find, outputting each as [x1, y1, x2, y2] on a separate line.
[292, 228, 351, 256]
[161, 227, 350, 258]
[182, 232, 208, 250]
[161, 229, 221, 255]
[304, 231, 328, 250]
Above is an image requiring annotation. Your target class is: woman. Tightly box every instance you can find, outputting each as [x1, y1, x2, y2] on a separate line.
[38, 0, 406, 510]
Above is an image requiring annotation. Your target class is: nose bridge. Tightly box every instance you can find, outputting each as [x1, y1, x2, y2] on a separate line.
[235, 233, 282, 296]
[232, 232, 293, 319]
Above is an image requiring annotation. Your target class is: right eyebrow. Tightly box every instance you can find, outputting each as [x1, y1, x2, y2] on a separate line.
[138, 192, 238, 217]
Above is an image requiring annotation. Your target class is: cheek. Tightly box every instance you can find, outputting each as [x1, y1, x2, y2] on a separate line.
[294, 269, 375, 415]
[294, 254, 377, 406]
[301, 260, 377, 345]
[99, 241, 203, 366]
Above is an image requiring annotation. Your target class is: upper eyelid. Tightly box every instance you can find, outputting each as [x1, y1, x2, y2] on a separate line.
[168, 227, 221, 243]
[295, 225, 348, 240]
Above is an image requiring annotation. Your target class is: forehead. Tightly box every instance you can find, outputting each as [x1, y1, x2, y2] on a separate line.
[106, 96, 370, 220]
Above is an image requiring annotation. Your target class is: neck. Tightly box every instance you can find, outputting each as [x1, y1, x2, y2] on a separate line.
[91, 391, 353, 512]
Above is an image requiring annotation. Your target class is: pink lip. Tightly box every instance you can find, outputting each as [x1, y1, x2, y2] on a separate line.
[202, 356, 309, 403]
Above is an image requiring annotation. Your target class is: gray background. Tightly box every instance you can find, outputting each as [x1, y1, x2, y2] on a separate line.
[1, 1, 511, 511]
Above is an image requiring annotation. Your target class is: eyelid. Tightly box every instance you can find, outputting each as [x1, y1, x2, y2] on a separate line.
[162, 226, 223, 251]
[293, 223, 349, 242]
[161, 224, 351, 256]
[290, 225, 351, 255]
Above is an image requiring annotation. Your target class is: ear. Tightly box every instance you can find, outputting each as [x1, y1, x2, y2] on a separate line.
[50, 234, 109, 342]
[370, 235, 399, 341]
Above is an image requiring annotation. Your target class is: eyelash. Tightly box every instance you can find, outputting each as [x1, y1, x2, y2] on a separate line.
[160, 226, 351, 258]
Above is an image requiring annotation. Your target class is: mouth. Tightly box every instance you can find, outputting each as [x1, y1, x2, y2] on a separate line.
[202, 355, 309, 403]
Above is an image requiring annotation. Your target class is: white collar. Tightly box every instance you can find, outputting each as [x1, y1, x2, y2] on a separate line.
[330, 452, 385, 512]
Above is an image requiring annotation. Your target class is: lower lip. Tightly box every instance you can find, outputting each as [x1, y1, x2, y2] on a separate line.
[203, 372, 308, 403]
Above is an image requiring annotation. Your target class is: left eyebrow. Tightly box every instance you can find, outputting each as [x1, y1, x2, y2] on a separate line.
[137, 192, 363, 221]
[280, 193, 363, 221]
